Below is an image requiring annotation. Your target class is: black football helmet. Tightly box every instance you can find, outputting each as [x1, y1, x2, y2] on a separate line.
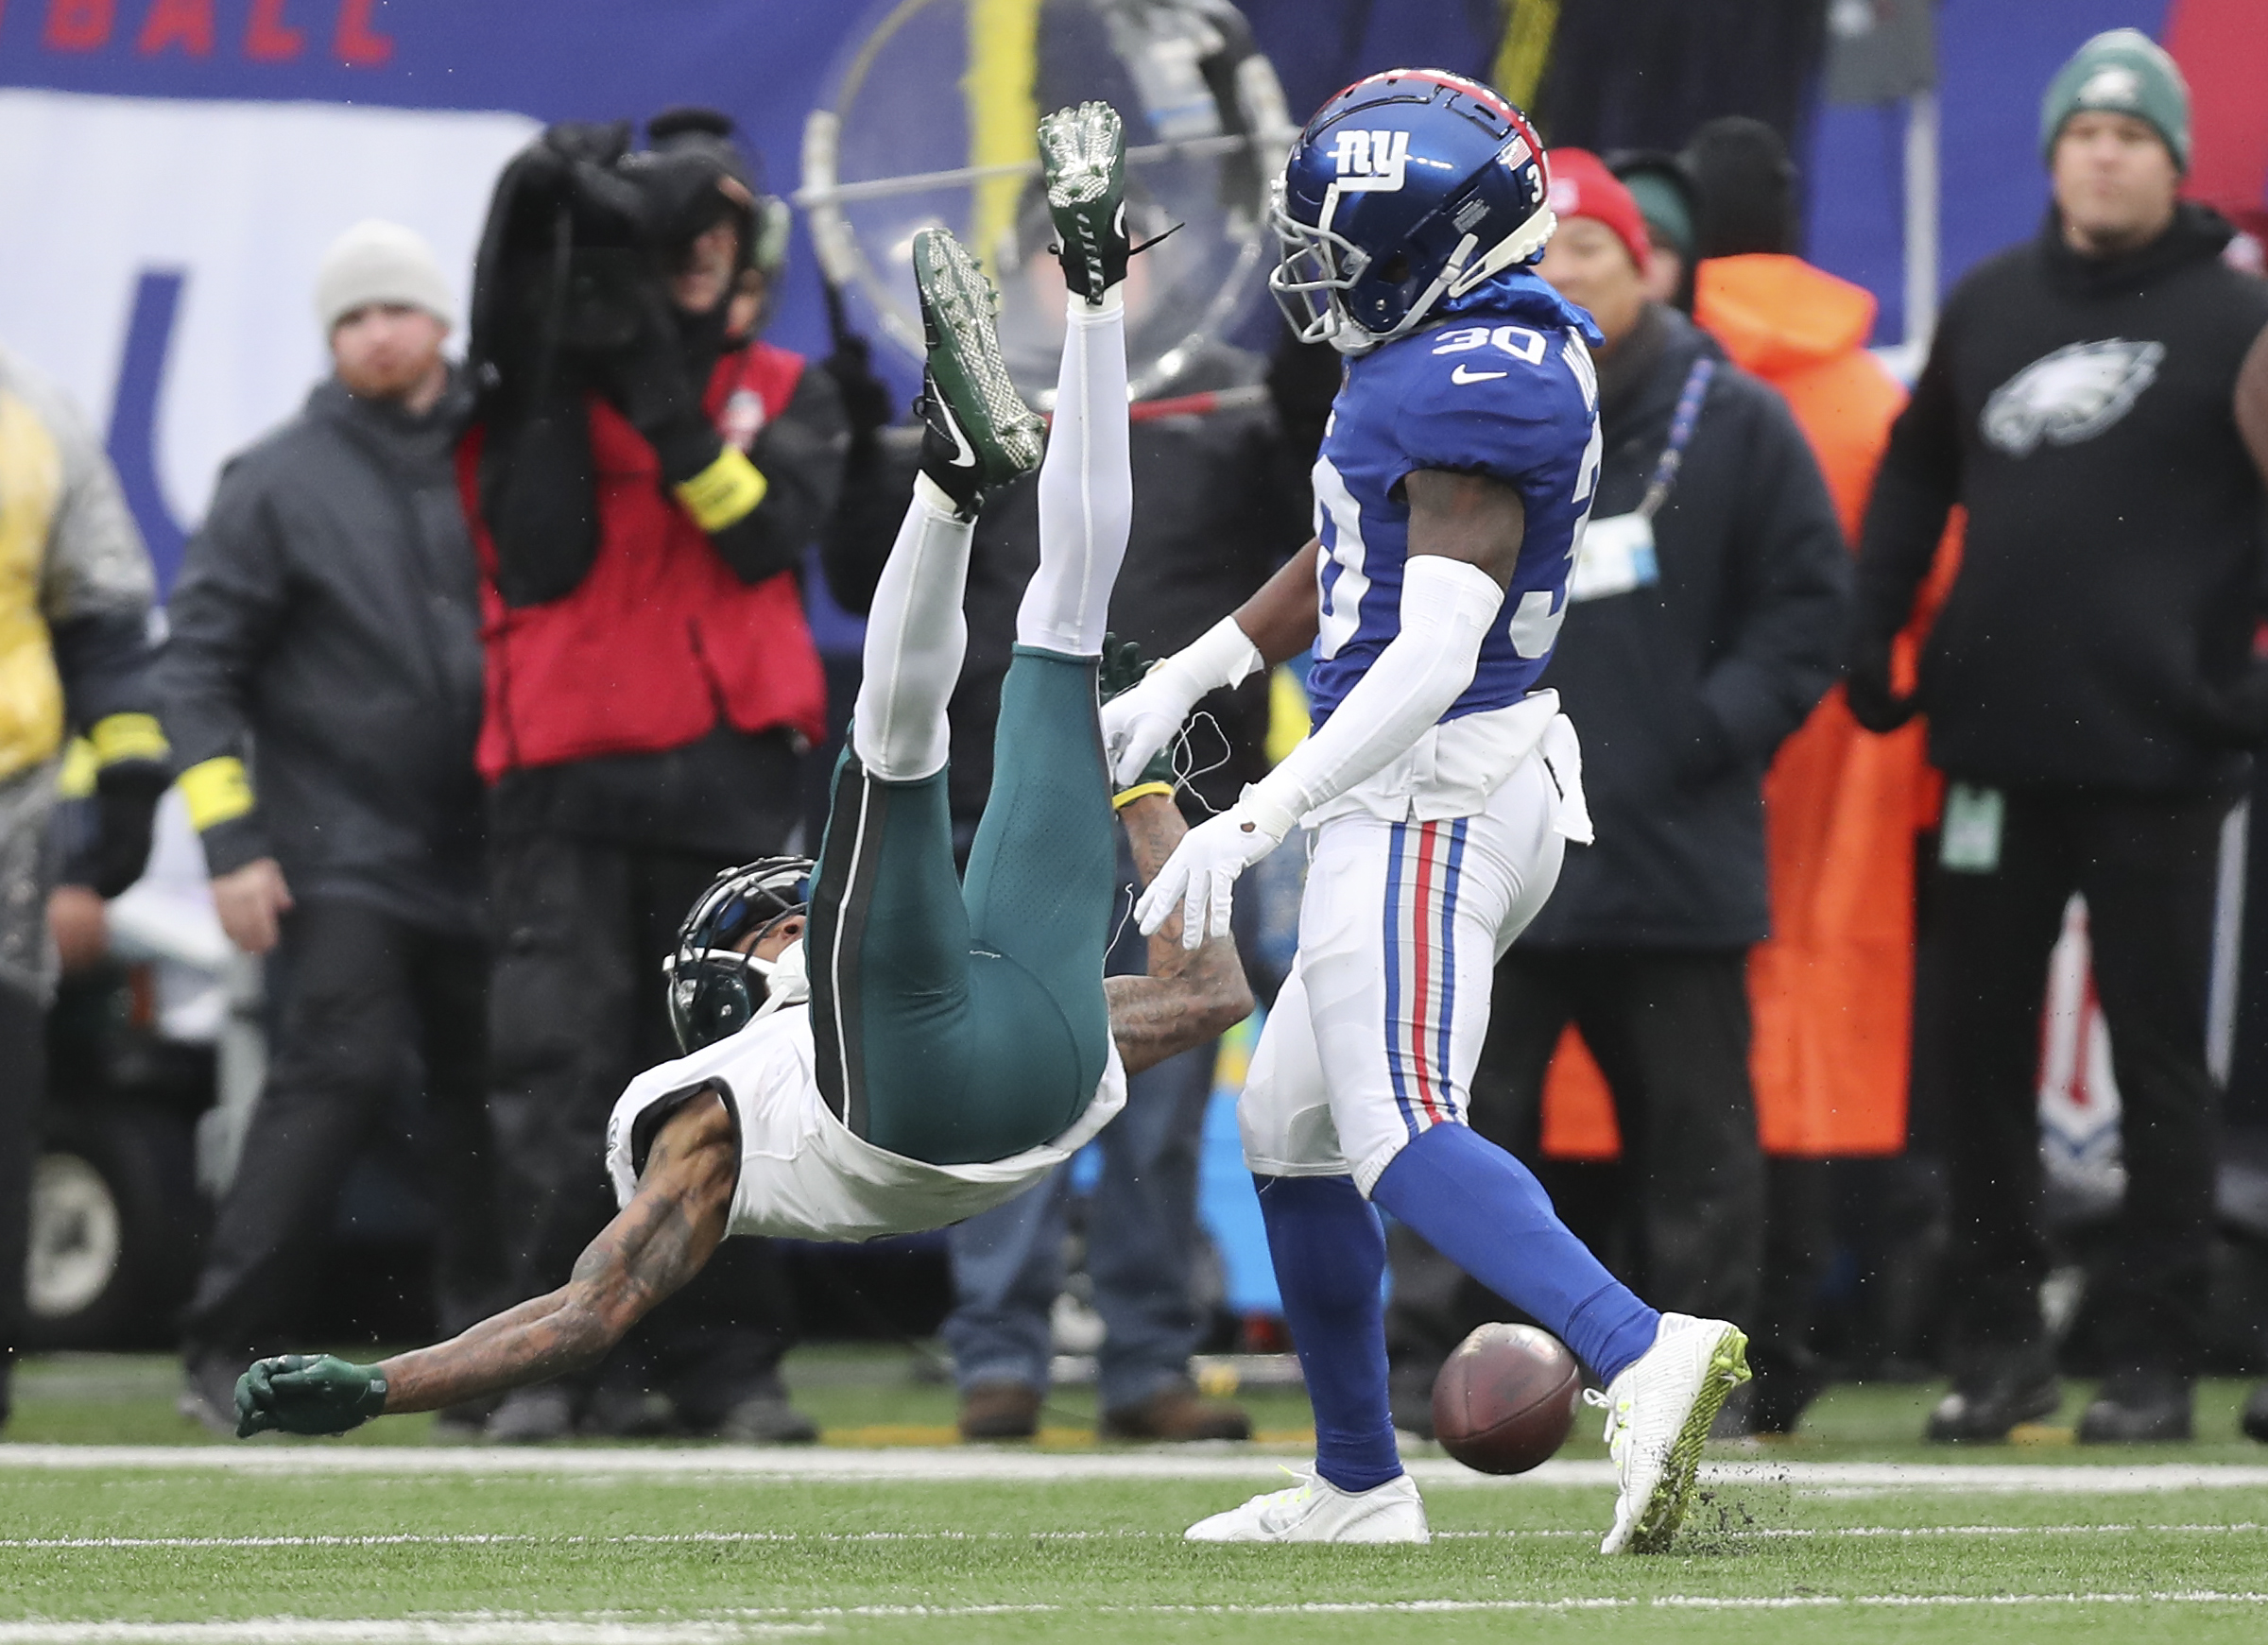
[664, 856, 814, 1054]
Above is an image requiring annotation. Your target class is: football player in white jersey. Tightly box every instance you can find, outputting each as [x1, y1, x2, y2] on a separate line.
[232, 105, 1251, 1442]
[1108, 72, 1748, 1551]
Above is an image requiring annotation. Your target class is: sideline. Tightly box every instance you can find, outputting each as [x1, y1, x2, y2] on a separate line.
[7, 1446, 2268, 1492]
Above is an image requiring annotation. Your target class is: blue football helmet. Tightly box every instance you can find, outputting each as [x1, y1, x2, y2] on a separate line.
[664, 856, 813, 1053]
[1270, 69, 1556, 354]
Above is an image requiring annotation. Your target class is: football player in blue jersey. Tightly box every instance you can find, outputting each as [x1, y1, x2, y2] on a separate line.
[1105, 70, 1749, 1551]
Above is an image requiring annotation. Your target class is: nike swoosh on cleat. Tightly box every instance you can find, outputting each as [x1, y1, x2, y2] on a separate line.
[1451, 365, 1509, 384]
[936, 404, 978, 468]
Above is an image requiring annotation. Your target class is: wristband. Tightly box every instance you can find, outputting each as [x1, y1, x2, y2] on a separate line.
[1112, 780, 1175, 812]
[1235, 782, 1302, 843]
[90, 712, 169, 768]
[180, 756, 255, 831]
[1171, 615, 1264, 696]
[358, 1370, 390, 1420]
[675, 446, 769, 531]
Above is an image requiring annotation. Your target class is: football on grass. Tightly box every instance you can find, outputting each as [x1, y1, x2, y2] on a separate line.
[1431, 1322, 1583, 1475]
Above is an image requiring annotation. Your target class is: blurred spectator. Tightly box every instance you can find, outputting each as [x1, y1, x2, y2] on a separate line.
[1684, 116, 1929, 1432]
[1382, 151, 1848, 1431]
[464, 112, 847, 1443]
[1606, 150, 1698, 312]
[0, 345, 165, 1431]
[1849, 31, 2268, 1444]
[161, 221, 502, 1431]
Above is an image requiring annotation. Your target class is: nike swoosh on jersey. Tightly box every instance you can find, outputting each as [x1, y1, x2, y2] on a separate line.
[1451, 365, 1509, 384]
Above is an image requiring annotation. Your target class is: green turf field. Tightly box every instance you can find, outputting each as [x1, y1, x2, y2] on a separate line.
[5, 1352, 2267, 1642]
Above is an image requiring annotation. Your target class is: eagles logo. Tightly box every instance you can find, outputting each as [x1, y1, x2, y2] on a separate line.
[1981, 338, 2165, 457]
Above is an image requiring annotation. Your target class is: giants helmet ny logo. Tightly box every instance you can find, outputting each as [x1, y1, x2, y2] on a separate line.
[1330, 129, 1412, 193]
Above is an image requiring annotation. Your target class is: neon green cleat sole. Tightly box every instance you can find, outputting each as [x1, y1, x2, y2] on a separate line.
[1625, 1325, 1751, 1554]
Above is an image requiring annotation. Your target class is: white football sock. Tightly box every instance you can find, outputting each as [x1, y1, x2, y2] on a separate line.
[1016, 287, 1130, 658]
[850, 474, 971, 781]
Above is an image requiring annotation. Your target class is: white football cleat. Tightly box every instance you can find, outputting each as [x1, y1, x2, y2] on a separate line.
[1184, 1468, 1431, 1544]
[1594, 1312, 1750, 1555]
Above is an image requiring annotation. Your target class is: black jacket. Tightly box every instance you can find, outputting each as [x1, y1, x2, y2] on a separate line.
[160, 374, 487, 934]
[1854, 205, 2268, 793]
[1521, 304, 1849, 950]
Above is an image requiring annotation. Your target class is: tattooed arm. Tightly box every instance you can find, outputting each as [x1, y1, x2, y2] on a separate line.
[379, 1092, 737, 1412]
[233, 1092, 739, 1434]
[1105, 793, 1256, 1076]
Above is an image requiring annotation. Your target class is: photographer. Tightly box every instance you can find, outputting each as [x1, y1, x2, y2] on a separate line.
[463, 111, 849, 1443]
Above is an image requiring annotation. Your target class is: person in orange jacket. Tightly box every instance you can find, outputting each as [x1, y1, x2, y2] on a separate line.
[1688, 116, 1947, 1430]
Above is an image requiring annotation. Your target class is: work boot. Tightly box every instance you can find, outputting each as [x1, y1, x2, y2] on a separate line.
[910, 227, 1043, 518]
[1101, 1379, 1252, 1442]
[1925, 1343, 2060, 1442]
[484, 1385, 577, 1444]
[2243, 1380, 2268, 1444]
[715, 1392, 820, 1446]
[177, 1351, 243, 1437]
[958, 1380, 1043, 1440]
[2076, 1367, 2193, 1444]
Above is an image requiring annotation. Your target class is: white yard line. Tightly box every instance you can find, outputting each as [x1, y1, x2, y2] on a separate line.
[6, 1596, 2268, 1640]
[0, 1626, 816, 1643]
[7, 1446, 2268, 1493]
[3, 1524, 2263, 1552]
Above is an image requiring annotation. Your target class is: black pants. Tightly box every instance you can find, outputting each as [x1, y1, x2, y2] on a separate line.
[1386, 947, 1762, 1370]
[487, 832, 799, 1422]
[1933, 788, 2227, 1371]
[181, 899, 498, 1361]
[0, 979, 41, 1426]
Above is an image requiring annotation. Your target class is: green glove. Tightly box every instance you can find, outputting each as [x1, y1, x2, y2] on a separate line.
[234, 1353, 388, 1439]
[1098, 634, 1177, 792]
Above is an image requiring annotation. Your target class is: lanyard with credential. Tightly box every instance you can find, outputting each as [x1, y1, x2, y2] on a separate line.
[1634, 355, 1718, 522]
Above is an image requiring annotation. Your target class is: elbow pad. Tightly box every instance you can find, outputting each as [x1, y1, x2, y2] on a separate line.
[1247, 555, 1503, 830]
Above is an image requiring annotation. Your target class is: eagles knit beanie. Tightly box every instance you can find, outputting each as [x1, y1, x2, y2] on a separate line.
[1545, 148, 1650, 275]
[2039, 28, 2191, 174]
[315, 220, 456, 334]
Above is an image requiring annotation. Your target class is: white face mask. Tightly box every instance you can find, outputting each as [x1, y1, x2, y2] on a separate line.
[747, 935, 809, 1020]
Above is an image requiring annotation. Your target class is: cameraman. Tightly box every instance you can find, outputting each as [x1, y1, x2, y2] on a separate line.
[464, 111, 848, 1443]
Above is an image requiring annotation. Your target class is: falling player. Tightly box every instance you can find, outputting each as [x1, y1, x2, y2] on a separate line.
[1106, 71, 1749, 1551]
[231, 105, 1252, 1439]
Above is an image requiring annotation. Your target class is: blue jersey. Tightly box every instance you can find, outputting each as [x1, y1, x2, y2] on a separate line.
[1305, 286, 1603, 728]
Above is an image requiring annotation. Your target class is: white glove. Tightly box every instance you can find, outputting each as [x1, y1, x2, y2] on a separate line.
[1101, 616, 1263, 789]
[1135, 792, 1297, 949]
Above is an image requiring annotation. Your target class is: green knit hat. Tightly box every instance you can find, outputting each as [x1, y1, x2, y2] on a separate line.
[2039, 28, 2191, 174]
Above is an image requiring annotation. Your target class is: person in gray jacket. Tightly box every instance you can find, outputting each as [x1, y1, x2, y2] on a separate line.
[163, 222, 501, 1429]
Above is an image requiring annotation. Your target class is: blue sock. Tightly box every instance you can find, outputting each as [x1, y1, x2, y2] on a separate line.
[1370, 1123, 1661, 1384]
[1253, 1174, 1401, 1494]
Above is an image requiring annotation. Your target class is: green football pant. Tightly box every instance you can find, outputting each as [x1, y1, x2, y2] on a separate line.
[808, 646, 1115, 1166]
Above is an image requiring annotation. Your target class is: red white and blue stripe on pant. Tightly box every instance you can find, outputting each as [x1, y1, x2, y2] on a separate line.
[1382, 816, 1469, 1140]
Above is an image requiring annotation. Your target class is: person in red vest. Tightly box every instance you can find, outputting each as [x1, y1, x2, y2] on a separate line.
[459, 111, 848, 1444]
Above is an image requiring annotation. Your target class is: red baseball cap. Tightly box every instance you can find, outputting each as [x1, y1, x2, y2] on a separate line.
[1545, 147, 1651, 275]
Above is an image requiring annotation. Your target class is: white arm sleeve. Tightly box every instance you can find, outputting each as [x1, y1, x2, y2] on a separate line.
[1243, 555, 1504, 834]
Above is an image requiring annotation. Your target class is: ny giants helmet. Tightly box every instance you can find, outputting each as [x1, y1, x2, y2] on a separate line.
[1270, 69, 1555, 355]
[664, 856, 814, 1054]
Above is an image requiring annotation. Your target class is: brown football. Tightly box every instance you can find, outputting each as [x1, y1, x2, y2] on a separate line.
[1431, 1322, 1583, 1475]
